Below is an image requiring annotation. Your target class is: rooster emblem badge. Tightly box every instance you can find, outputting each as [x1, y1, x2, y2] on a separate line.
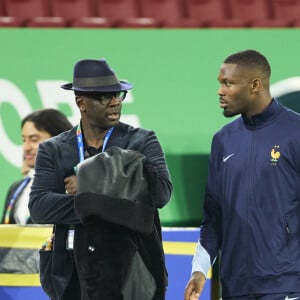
[270, 145, 280, 165]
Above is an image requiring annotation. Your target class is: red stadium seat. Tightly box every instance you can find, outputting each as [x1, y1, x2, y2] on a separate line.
[0, 0, 4, 14]
[116, 17, 161, 28]
[227, 0, 271, 21]
[209, 19, 250, 27]
[138, 0, 186, 27]
[227, 0, 290, 27]
[50, 0, 93, 21]
[49, 0, 108, 27]
[95, 0, 161, 28]
[71, 17, 115, 28]
[0, 0, 24, 26]
[249, 19, 291, 27]
[3, 0, 67, 27]
[3, 0, 49, 18]
[291, 18, 300, 27]
[96, 0, 139, 22]
[272, 0, 300, 24]
[184, 0, 230, 26]
[26, 16, 67, 27]
[0, 16, 25, 27]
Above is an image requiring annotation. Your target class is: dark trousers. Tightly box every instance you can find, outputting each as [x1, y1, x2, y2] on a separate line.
[53, 268, 80, 300]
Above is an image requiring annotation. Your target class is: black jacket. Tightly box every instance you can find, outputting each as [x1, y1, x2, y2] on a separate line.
[29, 122, 172, 300]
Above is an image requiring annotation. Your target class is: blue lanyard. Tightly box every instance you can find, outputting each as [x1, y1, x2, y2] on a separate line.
[76, 124, 114, 163]
[4, 176, 31, 224]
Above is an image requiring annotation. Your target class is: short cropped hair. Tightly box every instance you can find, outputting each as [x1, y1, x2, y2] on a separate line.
[224, 49, 271, 78]
[21, 108, 72, 137]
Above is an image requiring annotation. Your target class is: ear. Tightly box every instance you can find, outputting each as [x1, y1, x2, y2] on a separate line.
[250, 78, 262, 95]
[76, 96, 86, 111]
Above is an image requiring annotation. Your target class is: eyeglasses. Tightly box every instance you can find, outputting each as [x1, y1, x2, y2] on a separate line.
[88, 91, 127, 105]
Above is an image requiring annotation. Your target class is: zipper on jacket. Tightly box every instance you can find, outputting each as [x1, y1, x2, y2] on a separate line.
[286, 221, 290, 234]
[285, 218, 291, 259]
[247, 129, 255, 294]
[286, 218, 290, 242]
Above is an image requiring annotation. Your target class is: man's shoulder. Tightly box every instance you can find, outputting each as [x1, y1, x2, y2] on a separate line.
[45, 127, 76, 144]
[117, 122, 153, 135]
[214, 117, 241, 137]
[282, 105, 300, 122]
[39, 127, 76, 151]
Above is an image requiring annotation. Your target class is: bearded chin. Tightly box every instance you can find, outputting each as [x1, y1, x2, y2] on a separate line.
[223, 108, 237, 118]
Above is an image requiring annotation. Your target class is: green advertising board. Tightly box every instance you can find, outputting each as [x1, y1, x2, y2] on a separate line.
[0, 28, 300, 226]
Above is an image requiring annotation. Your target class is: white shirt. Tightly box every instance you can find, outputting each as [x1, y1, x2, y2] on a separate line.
[13, 169, 34, 225]
[192, 239, 212, 278]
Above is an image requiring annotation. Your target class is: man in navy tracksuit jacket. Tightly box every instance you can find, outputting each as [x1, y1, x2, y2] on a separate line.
[184, 50, 300, 300]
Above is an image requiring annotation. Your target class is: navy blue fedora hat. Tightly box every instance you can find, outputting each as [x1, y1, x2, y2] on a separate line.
[61, 58, 133, 92]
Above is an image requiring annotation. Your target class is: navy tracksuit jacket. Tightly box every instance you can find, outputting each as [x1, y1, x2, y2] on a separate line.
[201, 99, 300, 297]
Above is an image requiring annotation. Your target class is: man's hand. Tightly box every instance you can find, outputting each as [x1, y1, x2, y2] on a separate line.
[184, 271, 206, 300]
[64, 175, 77, 195]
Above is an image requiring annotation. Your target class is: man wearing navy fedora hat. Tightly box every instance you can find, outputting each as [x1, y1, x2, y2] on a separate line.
[61, 58, 132, 93]
[29, 58, 172, 300]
